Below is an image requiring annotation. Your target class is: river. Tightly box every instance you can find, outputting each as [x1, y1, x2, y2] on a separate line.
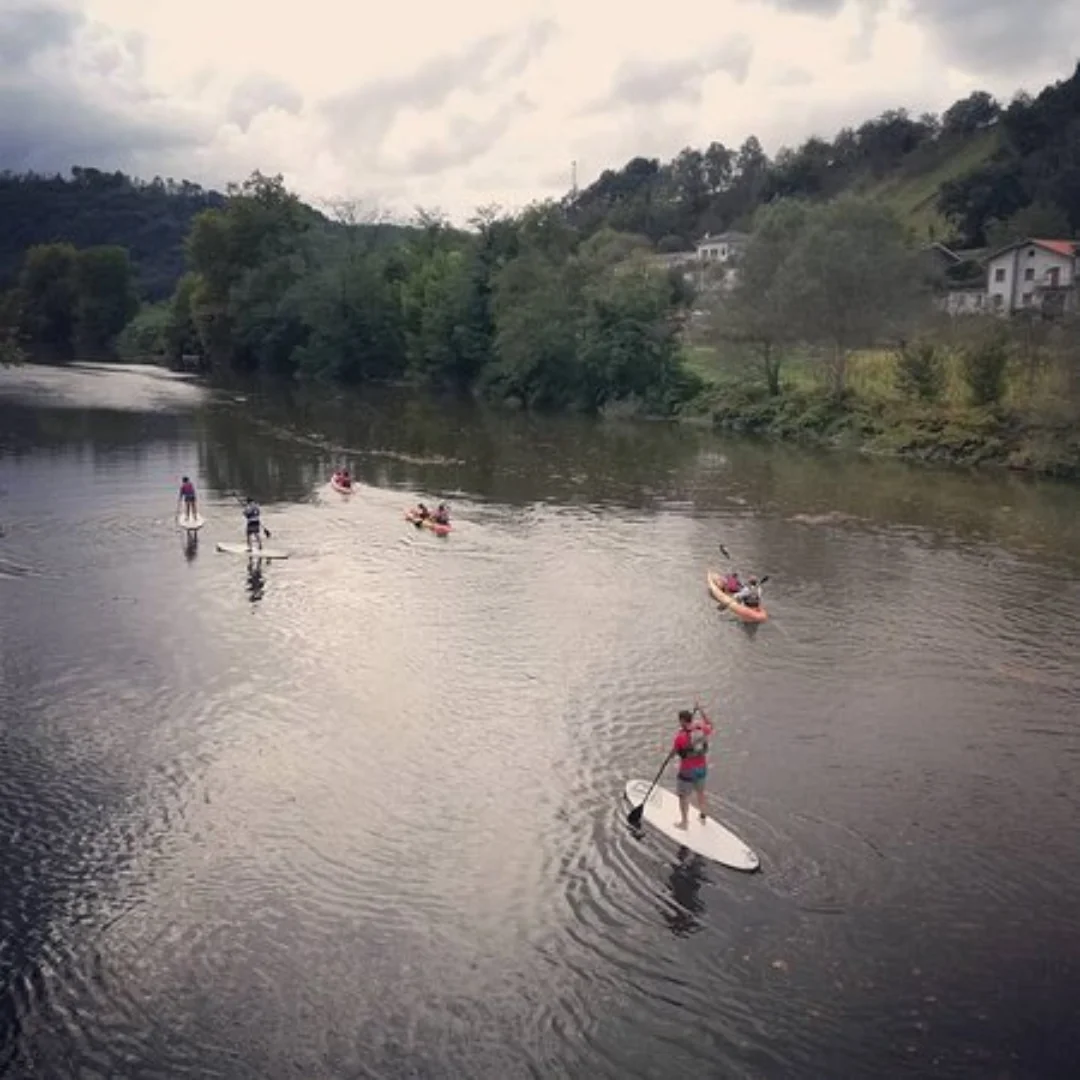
[1, 362, 1078, 1079]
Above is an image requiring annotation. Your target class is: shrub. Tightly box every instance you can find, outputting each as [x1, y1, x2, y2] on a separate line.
[961, 337, 1009, 407]
[895, 341, 945, 402]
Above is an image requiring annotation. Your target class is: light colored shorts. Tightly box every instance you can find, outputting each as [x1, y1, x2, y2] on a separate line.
[676, 767, 707, 797]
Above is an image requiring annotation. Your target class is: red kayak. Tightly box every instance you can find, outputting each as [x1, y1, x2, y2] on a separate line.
[405, 510, 451, 536]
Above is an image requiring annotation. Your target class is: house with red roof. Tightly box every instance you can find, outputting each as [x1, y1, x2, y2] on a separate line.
[985, 238, 1079, 316]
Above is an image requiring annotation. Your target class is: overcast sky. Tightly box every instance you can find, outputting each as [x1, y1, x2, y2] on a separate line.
[1, 0, 1078, 221]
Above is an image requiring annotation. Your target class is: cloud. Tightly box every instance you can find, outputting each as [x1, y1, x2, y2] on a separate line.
[752, 0, 1080, 76]
[751, 0, 843, 11]
[227, 75, 303, 130]
[900, 0, 1080, 76]
[0, 2, 206, 174]
[320, 20, 557, 166]
[586, 36, 754, 113]
[397, 93, 537, 176]
[0, 0, 1078, 222]
[0, 1, 82, 66]
[771, 66, 814, 87]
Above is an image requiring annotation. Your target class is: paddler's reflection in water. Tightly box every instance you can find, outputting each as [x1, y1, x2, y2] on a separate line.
[246, 557, 265, 603]
[182, 531, 198, 562]
[662, 851, 707, 937]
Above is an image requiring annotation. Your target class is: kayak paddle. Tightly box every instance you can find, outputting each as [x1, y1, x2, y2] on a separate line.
[627, 750, 674, 827]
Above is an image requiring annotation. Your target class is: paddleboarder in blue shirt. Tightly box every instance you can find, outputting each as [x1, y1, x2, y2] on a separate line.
[243, 498, 263, 553]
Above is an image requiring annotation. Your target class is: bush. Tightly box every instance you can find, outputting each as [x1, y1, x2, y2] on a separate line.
[962, 337, 1009, 406]
[895, 341, 945, 402]
[115, 303, 169, 361]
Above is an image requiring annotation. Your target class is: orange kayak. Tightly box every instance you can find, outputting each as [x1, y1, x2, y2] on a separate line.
[706, 570, 768, 623]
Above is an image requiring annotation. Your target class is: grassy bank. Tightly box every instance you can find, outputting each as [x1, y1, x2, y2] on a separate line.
[680, 341, 1080, 480]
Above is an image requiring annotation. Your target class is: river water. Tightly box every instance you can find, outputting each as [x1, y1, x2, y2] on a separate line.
[1, 363, 1078, 1079]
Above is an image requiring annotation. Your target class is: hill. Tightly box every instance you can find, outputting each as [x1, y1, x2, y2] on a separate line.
[563, 62, 1080, 251]
[0, 168, 227, 301]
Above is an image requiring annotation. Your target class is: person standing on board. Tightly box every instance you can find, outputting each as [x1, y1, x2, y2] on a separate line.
[177, 476, 198, 522]
[672, 705, 714, 830]
[243, 497, 263, 553]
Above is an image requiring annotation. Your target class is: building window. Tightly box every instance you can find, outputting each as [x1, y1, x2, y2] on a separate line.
[994, 268, 1006, 282]
[1022, 292, 1033, 306]
[1025, 267, 1035, 280]
[1048, 267, 1060, 287]
[1028, 248, 1035, 257]
[993, 294, 1004, 310]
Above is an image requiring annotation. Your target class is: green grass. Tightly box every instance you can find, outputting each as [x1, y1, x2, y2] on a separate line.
[859, 129, 1001, 242]
[681, 339, 1080, 478]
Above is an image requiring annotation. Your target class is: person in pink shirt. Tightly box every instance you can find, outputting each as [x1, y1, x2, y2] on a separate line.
[177, 476, 198, 522]
[672, 705, 714, 830]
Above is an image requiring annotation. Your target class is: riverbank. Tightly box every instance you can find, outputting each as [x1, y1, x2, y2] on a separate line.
[680, 344, 1080, 481]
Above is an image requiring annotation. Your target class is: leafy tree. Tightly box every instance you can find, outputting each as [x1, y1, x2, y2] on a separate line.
[772, 197, 925, 395]
[709, 199, 810, 395]
[984, 201, 1072, 249]
[489, 252, 580, 408]
[17, 243, 78, 347]
[73, 245, 139, 350]
[115, 303, 170, 360]
[578, 256, 683, 411]
[942, 91, 1000, 136]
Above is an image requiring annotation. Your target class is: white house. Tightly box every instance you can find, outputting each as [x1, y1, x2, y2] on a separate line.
[696, 232, 748, 264]
[985, 238, 1079, 316]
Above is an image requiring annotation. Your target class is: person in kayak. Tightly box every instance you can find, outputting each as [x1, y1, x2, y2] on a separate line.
[432, 503, 450, 526]
[672, 705, 713, 829]
[722, 571, 742, 594]
[413, 502, 430, 520]
[243, 497, 263, 552]
[733, 576, 762, 608]
[177, 476, 198, 522]
[335, 467, 352, 489]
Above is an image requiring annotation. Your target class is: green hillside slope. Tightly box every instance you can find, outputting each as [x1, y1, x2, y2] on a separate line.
[859, 128, 1001, 242]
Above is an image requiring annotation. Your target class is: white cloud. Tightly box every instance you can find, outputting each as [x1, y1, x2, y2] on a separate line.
[2, 0, 1078, 221]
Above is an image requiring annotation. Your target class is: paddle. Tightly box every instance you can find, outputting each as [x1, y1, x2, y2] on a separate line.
[627, 749, 675, 827]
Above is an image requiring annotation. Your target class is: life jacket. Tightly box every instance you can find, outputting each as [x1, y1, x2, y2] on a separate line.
[180, 482, 195, 497]
[676, 723, 709, 760]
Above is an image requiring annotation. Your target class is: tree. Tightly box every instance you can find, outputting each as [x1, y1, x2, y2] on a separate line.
[709, 199, 810, 395]
[578, 257, 684, 412]
[73, 245, 139, 350]
[942, 91, 1000, 136]
[489, 252, 580, 408]
[984, 201, 1072, 249]
[772, 197, 925, 395]
[17, 243, 78, 348]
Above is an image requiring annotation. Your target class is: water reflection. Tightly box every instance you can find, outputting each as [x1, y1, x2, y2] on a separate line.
[181, 531, 199, 562]
[246, 558, 265, 603]
[664, 854, 708, 938]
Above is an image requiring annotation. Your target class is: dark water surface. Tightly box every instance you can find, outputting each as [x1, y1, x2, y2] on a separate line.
[1, 363, 1078, 1079]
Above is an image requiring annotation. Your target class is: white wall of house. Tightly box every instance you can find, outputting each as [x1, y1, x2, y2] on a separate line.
[940, 288, 987, 316]
[986, 243, 1076, 314]
[696, 234, 747, 264]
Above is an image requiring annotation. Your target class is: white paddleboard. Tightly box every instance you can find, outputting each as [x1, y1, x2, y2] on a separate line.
[216, 542, 289, 559]
[624, 779, 759, 871]
[176, 513, 205, 531]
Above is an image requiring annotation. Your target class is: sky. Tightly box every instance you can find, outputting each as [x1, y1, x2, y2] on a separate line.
[1, 0, 1079, 222]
